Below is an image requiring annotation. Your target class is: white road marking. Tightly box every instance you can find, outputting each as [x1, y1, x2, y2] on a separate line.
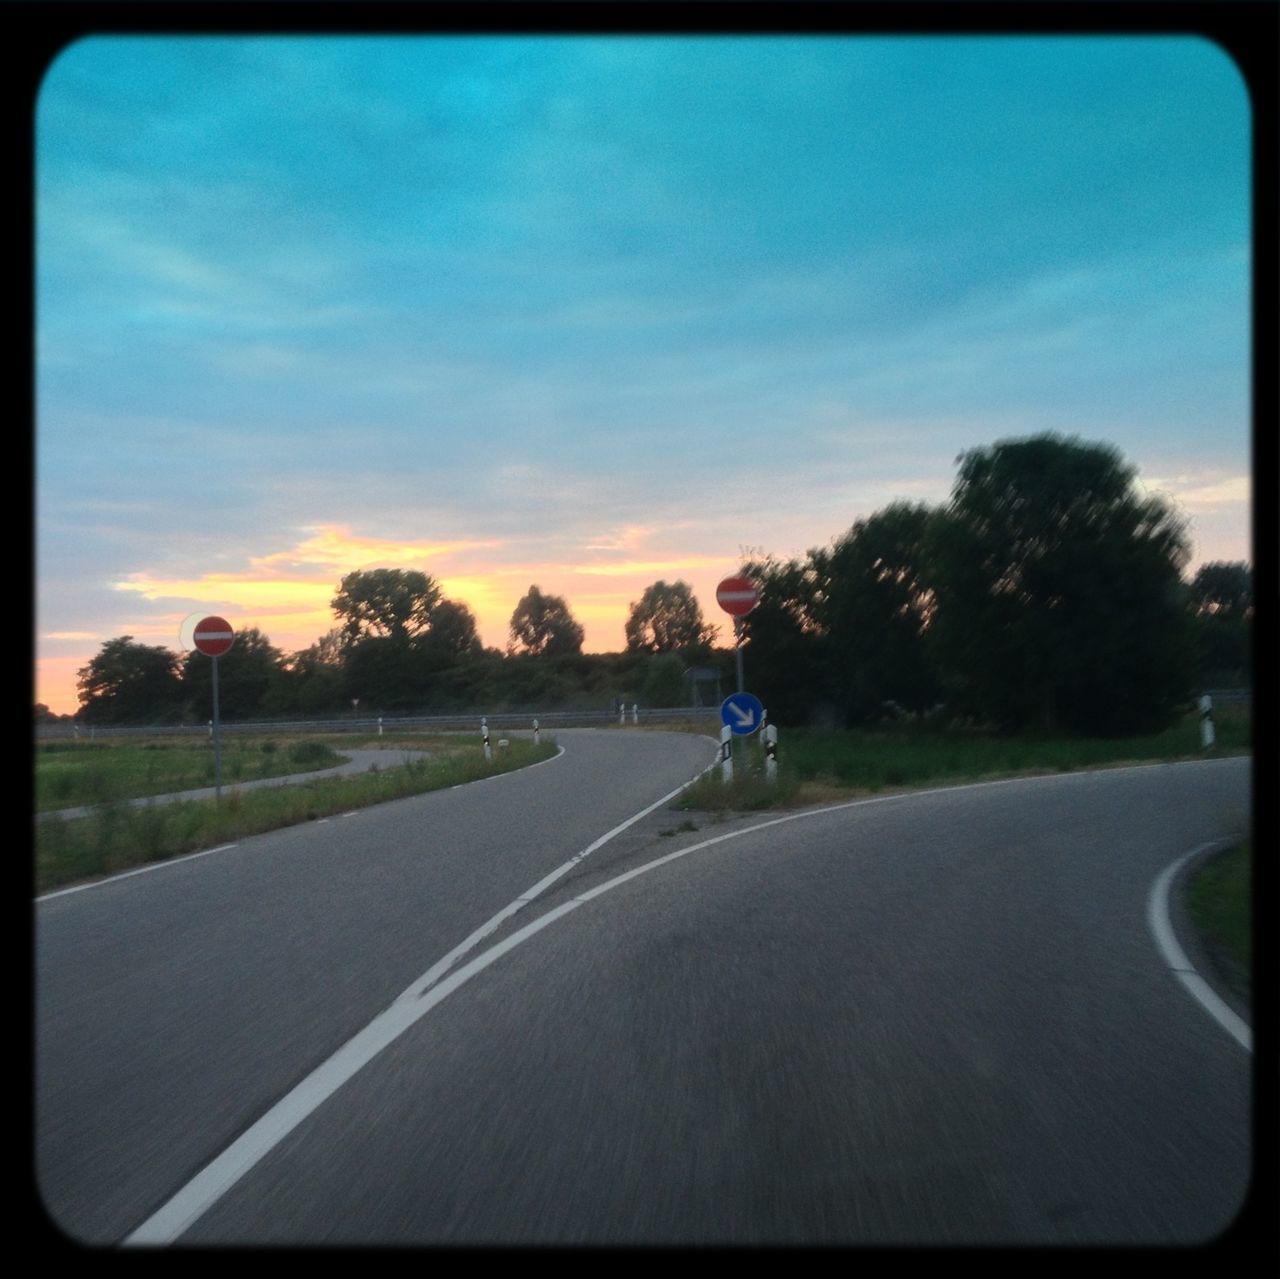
[122, 754, 1245, 1243]
[37, 845, 240, 902]
[1147, 843, 1251, 1053]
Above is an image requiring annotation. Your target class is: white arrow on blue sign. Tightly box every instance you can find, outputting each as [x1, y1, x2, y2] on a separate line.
[720, 692, 764, 736]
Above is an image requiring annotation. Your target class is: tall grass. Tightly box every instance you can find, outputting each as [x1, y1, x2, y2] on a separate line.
[36, 739, 557, 893]
[1185, 841, 1251, 1006]
[36, 738, 345, 812]
[677, 705, 1249, 813]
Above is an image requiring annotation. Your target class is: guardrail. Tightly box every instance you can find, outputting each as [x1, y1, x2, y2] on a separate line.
[35, 708, 721, 741]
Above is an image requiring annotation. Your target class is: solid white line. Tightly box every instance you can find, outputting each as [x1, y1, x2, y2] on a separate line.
[1146, 844, 1251, 1053]
[392, 742, 719, 1003]
[126, 897, 588, 1246]
[36, 845, 240, 902]
[121, 751, 1244, 1244]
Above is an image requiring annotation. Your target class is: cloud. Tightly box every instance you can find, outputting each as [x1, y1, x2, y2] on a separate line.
[1140, 472, 1249, 513]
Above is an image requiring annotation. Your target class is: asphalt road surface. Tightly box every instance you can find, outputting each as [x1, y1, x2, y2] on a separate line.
[35, 733, 1251, 1246]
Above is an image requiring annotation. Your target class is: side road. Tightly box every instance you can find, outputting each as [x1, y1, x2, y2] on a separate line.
[37, 749, 431, 823]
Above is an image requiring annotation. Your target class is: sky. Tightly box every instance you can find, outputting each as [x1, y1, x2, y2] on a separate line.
[35, 35, 1251, 715]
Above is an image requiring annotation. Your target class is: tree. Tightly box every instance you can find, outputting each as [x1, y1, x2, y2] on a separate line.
[825, 502, 943, 723]
[76, 636, 183, 724]
[419, 598, 483, 668]
[508, 586, 584, 656]
[1189, 562, 1252, 618]
[625, 580, 718, 656]
[928, 434, 1195, 735]
[180, 627, 286, 722]
[640, 652, 689, 707]
[1188, 562, 1252, 685]
[331, 569, 443, 644]
[282, 628, 347, 714]
[737, 554, 832, 725]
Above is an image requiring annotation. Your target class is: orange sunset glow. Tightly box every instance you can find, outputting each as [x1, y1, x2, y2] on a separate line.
[36, 524, 743, 715]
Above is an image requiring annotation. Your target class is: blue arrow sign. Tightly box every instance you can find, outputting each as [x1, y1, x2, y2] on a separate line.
[720, 692, 764, 736]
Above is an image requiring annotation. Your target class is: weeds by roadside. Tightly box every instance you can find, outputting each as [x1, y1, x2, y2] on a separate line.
[36, 738, 558, 894]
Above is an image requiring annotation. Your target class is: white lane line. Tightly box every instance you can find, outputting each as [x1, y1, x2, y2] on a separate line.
[126, 740, 720, 1245]
[393, 742, 720, 1003]
[1147, 843, 1251, 1053]
[37, 845, 241, 902]
[123, 898, 586, 1247]
[123, 754, 1244, 1244]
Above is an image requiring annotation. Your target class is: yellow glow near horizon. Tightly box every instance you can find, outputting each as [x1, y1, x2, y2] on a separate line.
[37, 524, 743, 715]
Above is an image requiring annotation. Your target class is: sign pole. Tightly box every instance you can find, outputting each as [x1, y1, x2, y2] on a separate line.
[212, 653, 222, 802]
[192, 616, 235, 803]
[734, 617, 745, 694]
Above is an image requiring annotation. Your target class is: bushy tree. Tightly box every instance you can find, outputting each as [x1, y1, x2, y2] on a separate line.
[76, 636, 183, 724]
[825, 502, 942, 722]
[419, 598, 483, 668]
[508, 586, 584, 657]
[1188, 561, 1252, 686]
[180, 627, 286, 721]
[928, 434, 1194, 735]
[282, 628, 347, 715]
[640, 652, 689, 707]
[625, 581, 718, 656]
[737, 555, 832, 725]
[331, 569, 443, 644]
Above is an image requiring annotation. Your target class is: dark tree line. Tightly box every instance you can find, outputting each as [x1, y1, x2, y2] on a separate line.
[739, 434, 1250, 736]
[64, 435, 1250, 734]
[70, 571, 726, 723]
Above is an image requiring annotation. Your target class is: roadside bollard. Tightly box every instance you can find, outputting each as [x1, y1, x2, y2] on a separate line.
[481, 716, 491, 763]
[1199, 694, 1215, 751]
[619, 703, 626, 727]
[764, 723, 778, 783]
[533, 718, 540, 745]
[720, 724, 733, 784]
[632, 703, 639, 726]
[208, 720, 213, 738]
[378, 716, 383, 738]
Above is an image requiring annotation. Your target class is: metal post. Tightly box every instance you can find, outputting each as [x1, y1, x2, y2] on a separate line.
[719, 724, 733, 784]
[1199, 694, 1215, 751]
[212, 654, 222, 802]
[734, 617, 745, 694]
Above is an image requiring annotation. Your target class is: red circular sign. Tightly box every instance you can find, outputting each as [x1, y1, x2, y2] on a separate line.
[715, 576, 760, 617]
[192, 616, 235, 657]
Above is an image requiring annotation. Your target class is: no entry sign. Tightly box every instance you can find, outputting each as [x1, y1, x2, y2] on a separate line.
[192, 616, 235, 658]
[715, 576, 760, 617]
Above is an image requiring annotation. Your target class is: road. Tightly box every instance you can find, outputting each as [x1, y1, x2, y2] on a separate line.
[35, 733, 1251, 1246]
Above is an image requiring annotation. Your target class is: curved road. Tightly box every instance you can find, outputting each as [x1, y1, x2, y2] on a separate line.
[35, 734, 1251, 1245]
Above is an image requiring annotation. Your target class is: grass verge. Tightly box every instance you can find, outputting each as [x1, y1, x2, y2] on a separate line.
[36, 737, 346, 812]
[36, 738, 558, 894]
[675, 705, 1250, 815]
[1184, 842, 1251, 1009]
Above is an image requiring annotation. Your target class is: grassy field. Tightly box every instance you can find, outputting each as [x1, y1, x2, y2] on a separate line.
[36, 737, 348, 812]
[1185, 842, 1251, 1008]
[675, 704, 1250, 813]
[36, 736, 557, 894]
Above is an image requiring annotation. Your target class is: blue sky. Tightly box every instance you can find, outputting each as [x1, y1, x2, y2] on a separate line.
[36, 35, 1251, 712]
